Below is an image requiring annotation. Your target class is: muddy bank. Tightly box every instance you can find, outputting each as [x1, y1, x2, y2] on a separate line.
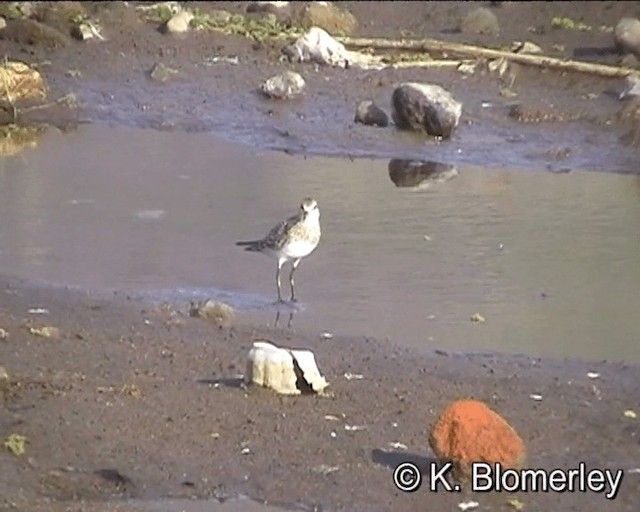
[1, 275, 640, 511]
[1, 1, 639, 172]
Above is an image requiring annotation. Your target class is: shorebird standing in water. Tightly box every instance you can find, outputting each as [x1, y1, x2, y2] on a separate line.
[236, 198, 321, 303]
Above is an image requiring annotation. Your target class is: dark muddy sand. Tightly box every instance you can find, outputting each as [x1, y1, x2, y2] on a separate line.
[1, 2, 640, 511]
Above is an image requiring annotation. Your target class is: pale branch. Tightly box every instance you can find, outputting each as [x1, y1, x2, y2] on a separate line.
[335, 36, 635, 78]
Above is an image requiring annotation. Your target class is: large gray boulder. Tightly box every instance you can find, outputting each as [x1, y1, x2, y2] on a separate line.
[391, 82, 462, 139]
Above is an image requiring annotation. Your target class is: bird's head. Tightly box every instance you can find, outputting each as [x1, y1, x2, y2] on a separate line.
[300, 197, 320, 220]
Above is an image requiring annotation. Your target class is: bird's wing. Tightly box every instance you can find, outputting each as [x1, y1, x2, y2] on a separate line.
[261, 212, 302, 249]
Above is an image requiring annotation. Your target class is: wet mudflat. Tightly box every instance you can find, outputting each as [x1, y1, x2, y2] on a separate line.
[1, 2, 640, 511]
[1, 125, 639, 362]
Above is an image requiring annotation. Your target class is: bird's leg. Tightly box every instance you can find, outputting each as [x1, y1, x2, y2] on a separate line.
[276, 260, 285, 303]
[289, 258, 301, 302]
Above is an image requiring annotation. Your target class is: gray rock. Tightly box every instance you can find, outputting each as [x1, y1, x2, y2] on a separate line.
[165, 11, 194, 34]
[149, 62, 178, 83]
[460, 7, 500, 37]
[0, 365, 9, 395]
[615, 18, 640, 58]
[260, 70, 306, 99]
[619, 73, 640, 100]
[355, 100, 388, 127]
[72, 23, 94, 41]
[388, 159, 459, 189]
[391, 82, 462, 139]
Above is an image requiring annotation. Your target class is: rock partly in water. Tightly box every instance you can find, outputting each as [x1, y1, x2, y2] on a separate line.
[149, 62, 178, 83]
[391, 82, 462, 139]
[429, 399, 526, 480]
[460, 7, 500, 36]
[354, 100, 388, 127]
[188, 299, 235, 327]
[294, 1, 357, 35]
[245, 340, 329, 395]
[283, 26, 351, 68]
[164, 10, 194, 34]
[388, 159, 459, 189]
[614, 18, 640, 59]
[260, 70, 306, 99]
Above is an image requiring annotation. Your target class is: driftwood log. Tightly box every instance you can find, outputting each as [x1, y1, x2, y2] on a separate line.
[334, 35, 635, 78]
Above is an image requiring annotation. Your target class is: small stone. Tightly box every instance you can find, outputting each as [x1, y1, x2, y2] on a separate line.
[391, 82, 463, 139]
[614, 18, 640, 59]
[189, 300, 235, 326]
[149, 62, 178, 83]
[354, 100, 388, 127]
[619, 73, 640, 100]
[0, 365, 9, 389]
[429, 399, 526, 480]
[71, 23, 93, 41]
[260, 70, 306, 99]
[165, 11, 194, 34]
[0, 16, 6, 31]
[460, 7, 500, 37]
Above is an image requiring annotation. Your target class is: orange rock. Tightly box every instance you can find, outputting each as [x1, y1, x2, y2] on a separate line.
[429, 399, 526, 479]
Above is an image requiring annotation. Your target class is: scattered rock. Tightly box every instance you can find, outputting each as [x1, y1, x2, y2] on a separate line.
[619, 73, 640, 100]
[0, 60, 46, 103]
[0, 328, 8, 340]
[614, 18, 640, 59]
[294, 1, 357, 35]
[245, 340, 329, 395]
[460, 7, 500, 37]
[149, 62, 178, 83]
[164, 10, 193, 34]
[0, 18, 70, 48]
[354, 100, 388, 127]
[189, 299, 235, 326]
[388, 159, 459, 188]
[71, 22, 103, 41]
[621, 54, 640, 68]
[429, 399, 526, 480]
[0, 16, 6, 30]
[615, 98, 638, 146]
[29, 326, 61, 339]
[260, 70, 306, 99]
[391, 82, 462, 139]
[246, 1, 291, 24]
[283, 26, 351, 68]
[0, 365, 9, 395]
[511, 40, 542, 54]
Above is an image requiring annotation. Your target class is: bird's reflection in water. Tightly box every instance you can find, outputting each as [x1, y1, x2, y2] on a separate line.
[388, 159, 459, 189]
[274, 309, 295, 329]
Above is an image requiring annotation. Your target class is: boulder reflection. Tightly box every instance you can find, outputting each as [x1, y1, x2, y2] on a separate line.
[388, 159, 459, 189]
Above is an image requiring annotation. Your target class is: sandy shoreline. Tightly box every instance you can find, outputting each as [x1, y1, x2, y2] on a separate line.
[1, 273, 639, 511]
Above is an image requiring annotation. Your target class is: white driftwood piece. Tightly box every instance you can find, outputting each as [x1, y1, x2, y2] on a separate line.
[245, 341, 329, 395]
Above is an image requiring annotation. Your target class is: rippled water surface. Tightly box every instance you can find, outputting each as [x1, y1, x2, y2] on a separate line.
[1, 125, 639, 362]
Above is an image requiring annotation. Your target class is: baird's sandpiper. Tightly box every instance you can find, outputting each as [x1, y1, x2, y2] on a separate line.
[236, 198, 321, 303]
